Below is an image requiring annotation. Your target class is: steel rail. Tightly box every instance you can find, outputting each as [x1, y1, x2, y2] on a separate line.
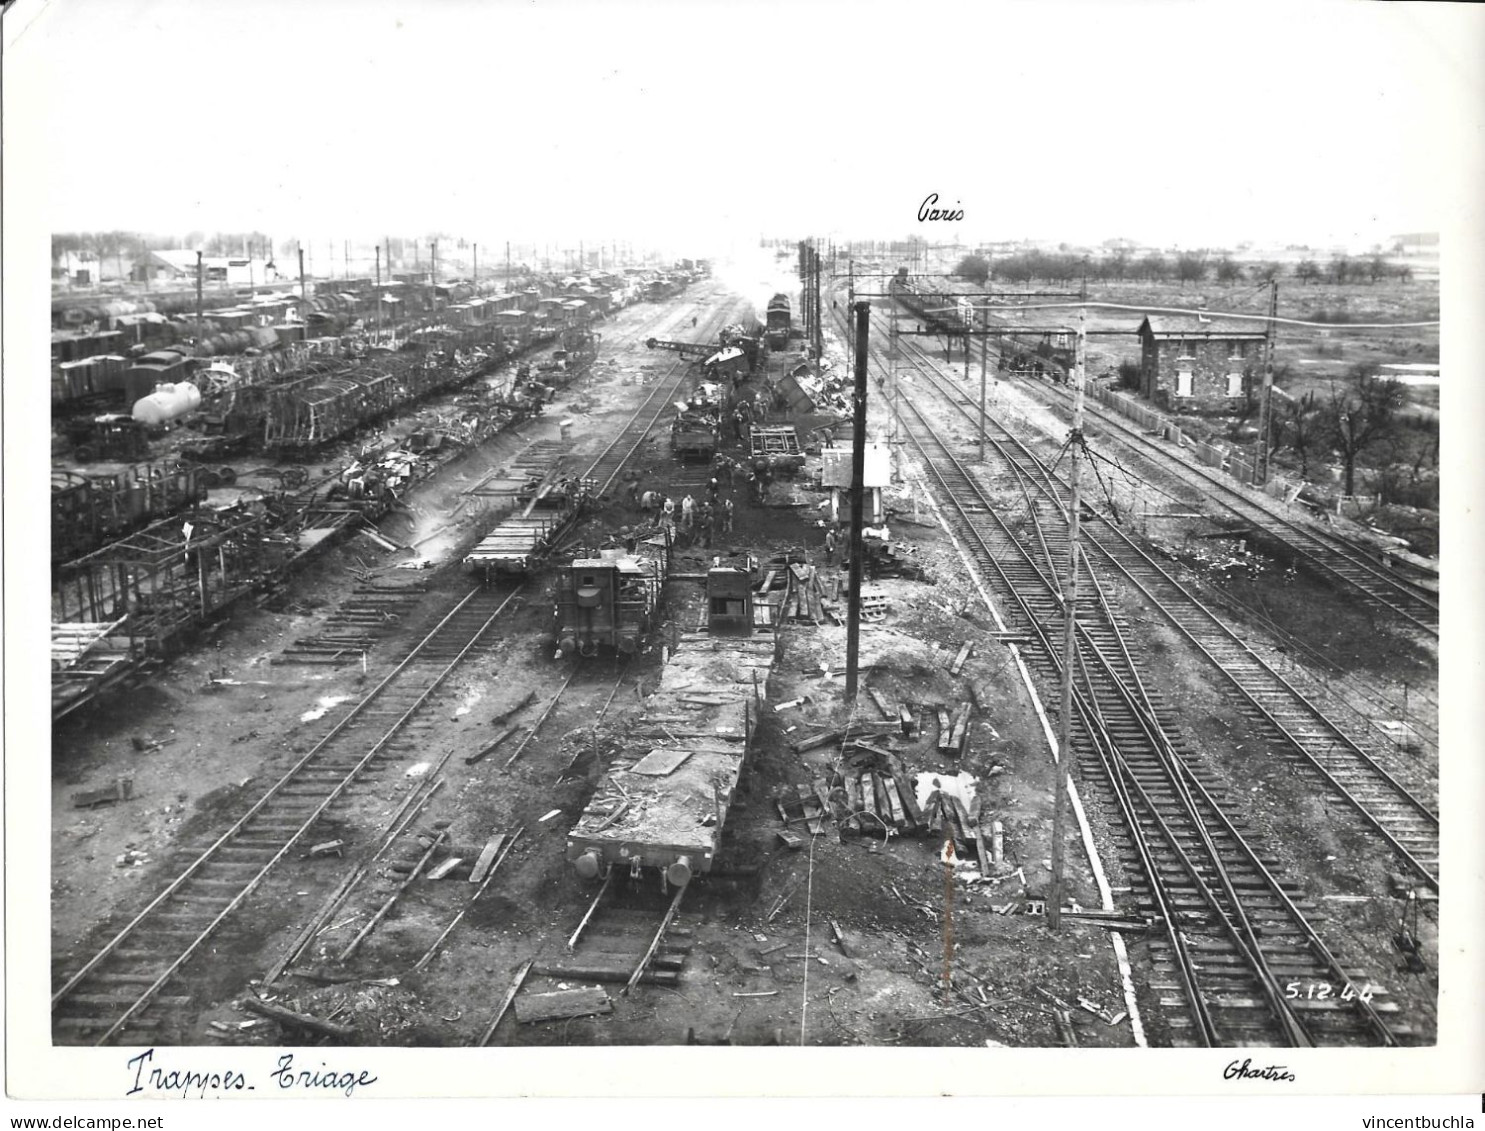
[56, 583, 523, 1043]
[835, 300, 1407, 1045]
[896, 333, 1439, 889]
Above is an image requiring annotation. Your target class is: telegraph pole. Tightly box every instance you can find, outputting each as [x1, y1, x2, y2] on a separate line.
[978, 311, 988, 462]
[432, 240, 438, 289]
[844, 301, 870, 703]
[375, 245, 383, 344]
[1255, 280, 1279, 486]
[1048, 306, 1087, 933]
[195, 250, 204, 341]
[297, 245, 307, 324]
[847, 257, 855, 371]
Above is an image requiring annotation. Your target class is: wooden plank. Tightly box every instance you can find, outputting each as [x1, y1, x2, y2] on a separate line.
[629, 748, 693, 776]
[936, 708, 952, 748]
[791, 729, 844, 754]
[894, 775, 925, 829]
[811, 778, 837, 823]
[513, 987, 613, 1024]
[530, 960, 678, 986]
[948, 702, 973, 753]
[948, 795, 976, 848]
[427, 856, 464, 880]
[949, 641, 974, 675]
[777, 829, 804, 851]
[880, 776, 906, 826]
[466, 725, 520, 765]
[866, 687, 894, 720]
[241, 996, 355, 1041]
[795, 784, 824, 835]
[469, 835, 507, 884]
[829, 919, 853, 958]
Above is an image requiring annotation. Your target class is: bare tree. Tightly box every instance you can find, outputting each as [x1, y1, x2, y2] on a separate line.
[1137, 253, 1168, 282]
[1276, 388, 1322, 475]
[1294, 259, 1321, 285]
[1215, 256, 1245, 284]
[1175, 252, 1209, 287]
[1323, 367, 1407, 496]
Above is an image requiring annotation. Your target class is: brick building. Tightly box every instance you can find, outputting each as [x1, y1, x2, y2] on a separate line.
[1136, 314, 1268, 413]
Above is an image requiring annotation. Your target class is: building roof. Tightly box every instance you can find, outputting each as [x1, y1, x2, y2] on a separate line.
[1138, 314, 1267, 340]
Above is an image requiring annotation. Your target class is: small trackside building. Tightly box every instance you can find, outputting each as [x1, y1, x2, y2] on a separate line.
[1136, 314, 1268, 413]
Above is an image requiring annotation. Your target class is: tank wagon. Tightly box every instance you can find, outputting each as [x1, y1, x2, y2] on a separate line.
[566, 563, 778, 888]
[552, 530, 671, 659]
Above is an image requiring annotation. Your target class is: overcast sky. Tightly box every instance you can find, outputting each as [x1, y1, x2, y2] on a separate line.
[7, 0, 1482, 255]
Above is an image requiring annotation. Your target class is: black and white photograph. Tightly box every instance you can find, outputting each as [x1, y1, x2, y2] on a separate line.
[5, 0, 1482, 1119]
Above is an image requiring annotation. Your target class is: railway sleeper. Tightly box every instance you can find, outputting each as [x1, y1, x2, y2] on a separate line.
[61, 993, 195, 1010]
[54, 1016, 164, 1032]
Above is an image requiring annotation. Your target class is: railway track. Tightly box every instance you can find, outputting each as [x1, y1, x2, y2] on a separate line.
[51, 292, 748, 1046]
[52, 582, 524, 1044]
[947, 316, 1439, 637]
[833, 304, 1415, 1046]
[891, 334, 1439, 891]
[583, 295, 749, 495]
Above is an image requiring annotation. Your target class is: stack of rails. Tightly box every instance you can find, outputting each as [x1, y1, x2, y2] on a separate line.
[567, 566, 780, 888]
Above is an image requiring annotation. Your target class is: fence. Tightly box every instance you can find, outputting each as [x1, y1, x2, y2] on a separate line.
[1088, 381, 1272, 497]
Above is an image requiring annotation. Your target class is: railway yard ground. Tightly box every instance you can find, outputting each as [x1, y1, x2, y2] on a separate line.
[48, 272, 1440, 1050]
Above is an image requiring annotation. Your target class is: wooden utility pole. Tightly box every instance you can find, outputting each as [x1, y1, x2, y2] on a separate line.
[375, 245, 383, 344]
[1048, 306, 1087, 933]
[942, 838, 956, 995]
[978, 311, 988, 462]
[1255, 281, 1279, 486]
[432, 240, 438, 288]
[297, 246, 307, 321]
[844, 301, 870, 703]
[195, 250, 203, 341]
[847, 257, 854, 371]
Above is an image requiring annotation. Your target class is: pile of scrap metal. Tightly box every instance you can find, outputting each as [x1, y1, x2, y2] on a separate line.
[853, 536, 931, 582]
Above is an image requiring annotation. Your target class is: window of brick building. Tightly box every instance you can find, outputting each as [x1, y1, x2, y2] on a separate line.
[1225, 371, 1242, 396]
[1176, 368, 1194, 397]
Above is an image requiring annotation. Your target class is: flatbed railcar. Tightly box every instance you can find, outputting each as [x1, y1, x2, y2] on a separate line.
[464, 483, 590, 577]
[566, 564, 780, 888]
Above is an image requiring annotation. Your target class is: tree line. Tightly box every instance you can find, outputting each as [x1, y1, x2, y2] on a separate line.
[955, 250, 1413, 288]
[53, 231, 276, 274]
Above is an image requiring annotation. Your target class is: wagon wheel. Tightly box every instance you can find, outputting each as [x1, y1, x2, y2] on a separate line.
[281, 467, 309, 489]
[217, 466, 237, 485]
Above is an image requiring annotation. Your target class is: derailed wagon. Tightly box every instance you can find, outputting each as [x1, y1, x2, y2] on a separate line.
[553, 530, 671, 659]
[566, 564, 779, 888]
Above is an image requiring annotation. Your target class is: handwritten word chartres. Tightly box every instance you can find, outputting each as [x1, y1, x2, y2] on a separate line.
[1223, 1058, 1296, 1083]
[125, 1047, 378, 1098]
[918, 194, 964, 222]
